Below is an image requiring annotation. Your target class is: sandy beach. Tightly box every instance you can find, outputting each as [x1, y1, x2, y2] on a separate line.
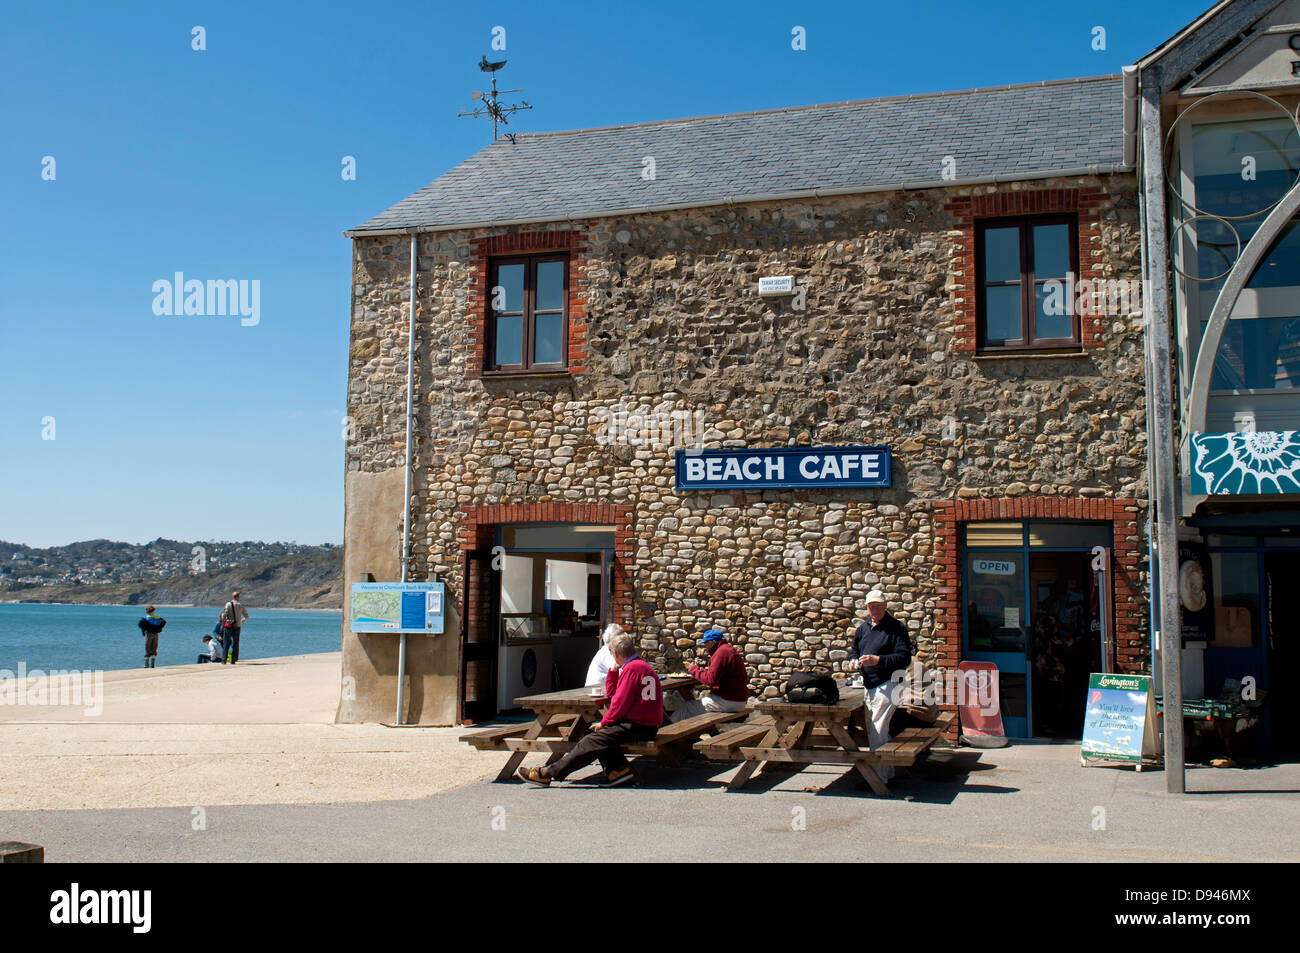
[0, 652, 496, 811]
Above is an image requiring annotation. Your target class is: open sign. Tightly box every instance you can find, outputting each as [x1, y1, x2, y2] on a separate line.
[973, 558, 1016, 576]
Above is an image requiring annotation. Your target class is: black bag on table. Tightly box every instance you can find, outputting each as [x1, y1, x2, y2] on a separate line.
[782, 671, 840, 704]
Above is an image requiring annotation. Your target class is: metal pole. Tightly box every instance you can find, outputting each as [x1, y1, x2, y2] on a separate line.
[1139, 81, 1185, 792]
[397, 229, 418, 726]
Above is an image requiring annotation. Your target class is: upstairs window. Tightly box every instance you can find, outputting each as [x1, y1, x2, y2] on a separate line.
[977, 216, 1079, 350]
[489, 254, 568, 372]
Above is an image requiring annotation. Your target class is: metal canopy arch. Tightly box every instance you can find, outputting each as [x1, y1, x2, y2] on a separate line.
[1185, 182, 1300, 435]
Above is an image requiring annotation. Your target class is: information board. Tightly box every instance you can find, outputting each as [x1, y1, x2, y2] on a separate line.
[350, 582, 445, 635]
[1080, 672, 1159, 765]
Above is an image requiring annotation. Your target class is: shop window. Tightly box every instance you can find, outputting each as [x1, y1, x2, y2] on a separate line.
[488, 254, 568, 372]
[977, 216, 1080, 351]
[964, 522, 1023, 547]
[965, 550, 1027, 653]
[1028, 522, 1110, 548]
[1209, 550, 1259, 648]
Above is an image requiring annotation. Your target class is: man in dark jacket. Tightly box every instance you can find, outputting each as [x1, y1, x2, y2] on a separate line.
[669, 628, 749, 723]
[845, 590, 911, 781]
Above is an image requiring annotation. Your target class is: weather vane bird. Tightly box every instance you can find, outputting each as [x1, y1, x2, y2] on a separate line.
[461, 56, 532, 140]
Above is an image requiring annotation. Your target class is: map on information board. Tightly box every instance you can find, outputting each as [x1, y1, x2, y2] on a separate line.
[350, 582, 445, 634]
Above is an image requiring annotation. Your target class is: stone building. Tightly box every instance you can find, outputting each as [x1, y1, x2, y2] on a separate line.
[339, 74, 1150, 739]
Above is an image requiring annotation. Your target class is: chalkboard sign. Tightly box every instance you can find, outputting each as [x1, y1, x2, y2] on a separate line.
[1080, 673, 1160, 767]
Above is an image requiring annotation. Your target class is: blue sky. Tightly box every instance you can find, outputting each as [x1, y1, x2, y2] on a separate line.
[0, 0, 1209, 548]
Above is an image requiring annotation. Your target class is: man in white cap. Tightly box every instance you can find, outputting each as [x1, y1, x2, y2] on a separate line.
[845, 590, 912, 782]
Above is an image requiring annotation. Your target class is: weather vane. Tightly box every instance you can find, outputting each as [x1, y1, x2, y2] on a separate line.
[459, 56, 532, 141]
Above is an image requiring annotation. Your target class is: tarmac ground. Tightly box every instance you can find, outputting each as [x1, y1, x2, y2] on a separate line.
[2, 653, 1295, 862]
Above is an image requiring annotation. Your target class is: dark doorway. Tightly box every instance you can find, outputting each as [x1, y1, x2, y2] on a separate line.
[459, 548, 500, 724]
[1266, 552, 1300, 759]
[1029, 551, 1099, 738]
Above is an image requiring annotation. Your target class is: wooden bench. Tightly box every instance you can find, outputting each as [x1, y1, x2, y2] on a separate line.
[694, 721, 774, 760]
[502, 710, 746, 768]
[870, 709, 957, 770]
[623, 710, 747, 765]
[459, 715, 577, 751]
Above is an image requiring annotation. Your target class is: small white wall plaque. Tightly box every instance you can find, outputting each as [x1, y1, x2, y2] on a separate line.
[758, 276, 794, 296]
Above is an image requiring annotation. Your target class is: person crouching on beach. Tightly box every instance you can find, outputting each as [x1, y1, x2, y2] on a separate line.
[138, 606, 166, 668]
[197, 634, 223, 664]
[518, 632, 662, 788]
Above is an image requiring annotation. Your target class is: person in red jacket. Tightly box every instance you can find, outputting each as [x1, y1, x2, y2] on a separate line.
[518, 633, 662, 787]
[669, 628, 749, 723]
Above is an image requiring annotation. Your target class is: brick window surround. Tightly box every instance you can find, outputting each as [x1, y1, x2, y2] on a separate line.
[931, 496, 1144, 740]
[460, 500, 634, 625]
[946, 189, 1108, 353]
[468, 230, 589, 376]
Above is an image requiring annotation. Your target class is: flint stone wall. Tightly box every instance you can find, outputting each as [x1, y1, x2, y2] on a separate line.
[345, 175, 1148, 697]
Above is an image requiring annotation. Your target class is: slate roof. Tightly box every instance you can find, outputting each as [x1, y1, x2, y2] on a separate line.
[349, 75, 1127, 234]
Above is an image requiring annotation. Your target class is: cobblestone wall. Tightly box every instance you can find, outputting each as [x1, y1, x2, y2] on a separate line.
[346, 175, 1149, 696]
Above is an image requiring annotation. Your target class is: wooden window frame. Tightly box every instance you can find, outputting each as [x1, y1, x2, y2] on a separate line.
[487, 253, 569, 373]
[976, 214, 1080, 352]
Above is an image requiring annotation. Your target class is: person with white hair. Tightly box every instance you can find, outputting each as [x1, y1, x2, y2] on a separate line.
[519, 632, 662, 787]
[585, 623, 624, 686]
[844, 590, 912, 782]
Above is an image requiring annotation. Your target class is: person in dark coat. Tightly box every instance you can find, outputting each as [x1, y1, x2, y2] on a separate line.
[845, 590, 912, 781]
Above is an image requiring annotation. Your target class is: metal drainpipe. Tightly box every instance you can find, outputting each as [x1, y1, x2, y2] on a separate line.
[397, 229, 417, 726]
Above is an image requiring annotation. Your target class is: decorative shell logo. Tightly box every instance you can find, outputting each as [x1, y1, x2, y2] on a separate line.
[1191, 430, 1300, 495]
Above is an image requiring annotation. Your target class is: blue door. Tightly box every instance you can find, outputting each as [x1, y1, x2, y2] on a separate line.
[964, 549, 1031, 737]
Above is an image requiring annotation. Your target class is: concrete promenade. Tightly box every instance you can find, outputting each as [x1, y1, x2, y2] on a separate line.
[0, 653, 494, 811]
[1, 653, 1296, 862]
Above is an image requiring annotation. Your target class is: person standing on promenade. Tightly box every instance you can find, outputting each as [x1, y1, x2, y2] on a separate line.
[138, 606, 166, 668]
[844, 590, 912, 782]
[221, 591, 249, 664]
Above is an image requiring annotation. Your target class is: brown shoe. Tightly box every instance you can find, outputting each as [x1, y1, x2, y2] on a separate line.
[517, 766, 551, 786]
[602, 766, 635, 786]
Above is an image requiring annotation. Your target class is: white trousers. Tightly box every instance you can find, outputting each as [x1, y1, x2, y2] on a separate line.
[864, 685, 898, 781]
[668, 693, 748, 723]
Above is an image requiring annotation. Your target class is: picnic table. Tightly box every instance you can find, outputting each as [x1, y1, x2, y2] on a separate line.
[459, 675, 746, 782]
[695, 693, 957, 796]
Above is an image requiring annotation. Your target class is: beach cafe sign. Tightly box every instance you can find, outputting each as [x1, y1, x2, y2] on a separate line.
[674, 445, 891, 491]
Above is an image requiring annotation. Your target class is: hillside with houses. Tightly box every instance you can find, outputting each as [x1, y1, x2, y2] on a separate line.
[0, 540, 342, 609]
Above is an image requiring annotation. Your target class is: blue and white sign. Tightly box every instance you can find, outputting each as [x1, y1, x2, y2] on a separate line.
[1190, 430, 1300, 495]
[674, 446, 891, 491]
[350, 582, 445, 635]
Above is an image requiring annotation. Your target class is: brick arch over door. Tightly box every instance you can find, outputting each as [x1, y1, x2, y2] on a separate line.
[460, 502, 634, 628]
[932, 497, 1145, 676]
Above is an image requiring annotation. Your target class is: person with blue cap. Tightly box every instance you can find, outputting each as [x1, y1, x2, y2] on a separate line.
[668, 626, 749, 723]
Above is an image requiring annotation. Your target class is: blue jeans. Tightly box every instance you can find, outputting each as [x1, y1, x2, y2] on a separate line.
[226, 626, 241, 662]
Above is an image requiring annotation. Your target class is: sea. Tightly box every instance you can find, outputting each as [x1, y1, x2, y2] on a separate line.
[0, 603, 341, 673]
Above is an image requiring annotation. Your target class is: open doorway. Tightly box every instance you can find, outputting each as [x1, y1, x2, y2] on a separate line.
[1029, 552, 1101, 738]
[462, 523, 615, 719]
